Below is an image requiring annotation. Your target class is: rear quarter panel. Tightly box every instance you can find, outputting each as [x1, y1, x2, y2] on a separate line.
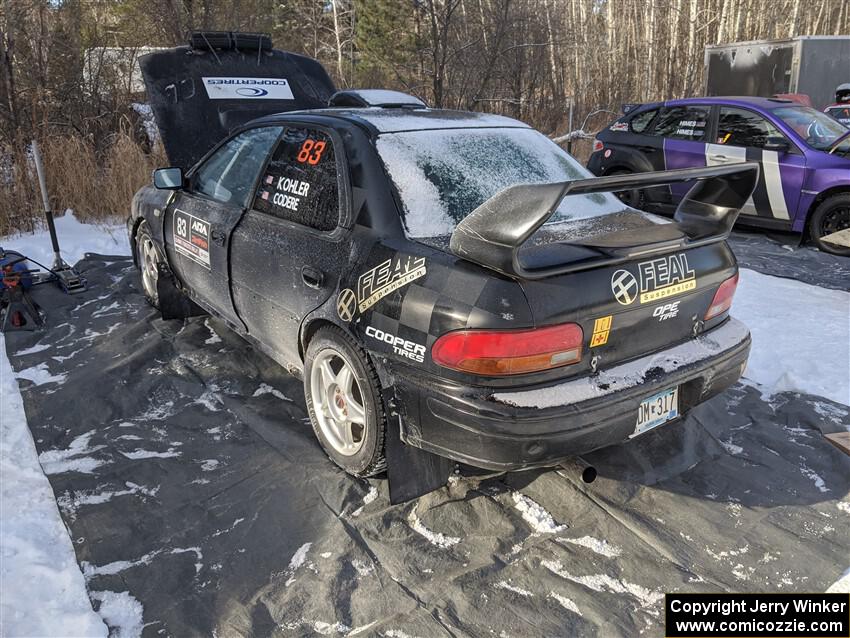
[332, 239, 533, 388]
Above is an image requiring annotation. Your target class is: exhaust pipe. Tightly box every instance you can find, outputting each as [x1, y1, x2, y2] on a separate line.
[559, 458, 597, 484]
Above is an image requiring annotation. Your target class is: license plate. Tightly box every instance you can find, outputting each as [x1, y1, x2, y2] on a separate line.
[632, 387, 679, 437]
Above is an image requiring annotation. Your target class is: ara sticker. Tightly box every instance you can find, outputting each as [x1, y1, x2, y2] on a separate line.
[590, 315, 612, 347]
[336, 255, 427, 320]
[173, 209, 211, 269]
[611, 253, 695, 306]
[610, 122, 629, 132]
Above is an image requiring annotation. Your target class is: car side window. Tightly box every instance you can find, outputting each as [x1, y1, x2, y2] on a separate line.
[630, 109, 658, 134]
[253, 127, 340, 231]
[193, 127, 283, 207]
[716, 107, 785, 148]
[653, 106, 711, 141]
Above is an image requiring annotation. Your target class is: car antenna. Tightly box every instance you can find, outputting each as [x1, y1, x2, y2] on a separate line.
[30, 139, 87, 294]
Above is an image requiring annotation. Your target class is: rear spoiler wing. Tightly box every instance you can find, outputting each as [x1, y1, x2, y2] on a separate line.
[449, 163, 759, 279]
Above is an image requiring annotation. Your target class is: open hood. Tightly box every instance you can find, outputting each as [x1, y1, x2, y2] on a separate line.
[139, 32, 336, 170]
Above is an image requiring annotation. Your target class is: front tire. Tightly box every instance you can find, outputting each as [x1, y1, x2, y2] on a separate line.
[304, 326, 387, 477]
[135, 221, 161, 308]
[809, 194, 850, 256]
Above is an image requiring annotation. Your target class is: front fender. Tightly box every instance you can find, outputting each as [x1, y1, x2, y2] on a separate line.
[131, 186, 172, 249]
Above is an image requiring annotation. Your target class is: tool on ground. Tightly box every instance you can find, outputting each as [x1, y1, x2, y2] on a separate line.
[0, 250, 42, 331]
[31, 140, 87, 294]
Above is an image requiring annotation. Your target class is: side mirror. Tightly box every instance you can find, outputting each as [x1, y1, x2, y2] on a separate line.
[153, 167, 184, 190]
[763, 137, 790, 154]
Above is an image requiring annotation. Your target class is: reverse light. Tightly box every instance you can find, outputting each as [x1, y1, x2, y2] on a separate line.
[593, 139, 604, 152]
[705, 273, 739, 320]
[431, 323, 583, 376]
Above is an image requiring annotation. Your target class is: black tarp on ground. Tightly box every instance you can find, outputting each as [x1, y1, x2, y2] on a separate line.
[4, 236, 849, 638]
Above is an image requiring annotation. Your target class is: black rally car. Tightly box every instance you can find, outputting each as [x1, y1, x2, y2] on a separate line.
[131, 35, 757, 500]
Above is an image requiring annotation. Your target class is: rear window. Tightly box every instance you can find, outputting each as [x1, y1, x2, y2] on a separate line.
[654, 106, 711, 141]
[630, 109, 658, 133]
[376, 128, 626, 238]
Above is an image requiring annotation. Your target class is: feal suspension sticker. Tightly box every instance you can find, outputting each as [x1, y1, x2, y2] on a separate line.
[337, 255, 427, 321]
[611, 253, 695, 306]
[173, 209, 210, 269]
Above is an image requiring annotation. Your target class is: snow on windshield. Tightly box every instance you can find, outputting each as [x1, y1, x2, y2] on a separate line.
[376, 128, 626, 238]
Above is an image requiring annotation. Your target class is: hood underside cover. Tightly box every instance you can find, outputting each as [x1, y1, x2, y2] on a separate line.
[140, 45, 336, 170]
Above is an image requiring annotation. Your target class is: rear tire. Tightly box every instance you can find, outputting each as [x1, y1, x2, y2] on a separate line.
[609, 169, 645, 209]
[809, 194, 850, 256]
[135, 221, 161, 308]
[304, 326, 387, 477]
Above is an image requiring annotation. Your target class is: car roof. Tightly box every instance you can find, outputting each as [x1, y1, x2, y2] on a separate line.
[654, 96, 805, 111]
[252, 107, 529, 135]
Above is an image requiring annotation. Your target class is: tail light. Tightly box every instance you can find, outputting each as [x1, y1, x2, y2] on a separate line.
[431, 322, 583, 376]
[705, 273, 739, 320]
[593, 139, 604, 152]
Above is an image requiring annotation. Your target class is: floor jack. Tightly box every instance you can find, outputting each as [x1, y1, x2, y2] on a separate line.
[0, 253, 42, 332]
[31, 140, 87, 295]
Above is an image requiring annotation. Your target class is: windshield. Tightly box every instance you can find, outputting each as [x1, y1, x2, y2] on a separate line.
[376, 128, 626, 238]
[773, 106, 849, 150]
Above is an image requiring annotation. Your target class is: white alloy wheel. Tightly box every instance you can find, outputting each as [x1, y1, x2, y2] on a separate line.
[309, 348, 368, 456]
[139, 234, 159, 302]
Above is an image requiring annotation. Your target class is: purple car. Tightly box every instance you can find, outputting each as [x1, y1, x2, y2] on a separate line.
[588, 97, 850, 255]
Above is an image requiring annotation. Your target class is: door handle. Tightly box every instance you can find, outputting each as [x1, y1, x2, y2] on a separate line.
[638, 146, 657, 153]
[301, 266, 324, 289]
[210, 228, 226, 246]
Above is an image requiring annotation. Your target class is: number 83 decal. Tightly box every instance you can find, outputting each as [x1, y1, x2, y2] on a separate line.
[297, 139, 326, 165]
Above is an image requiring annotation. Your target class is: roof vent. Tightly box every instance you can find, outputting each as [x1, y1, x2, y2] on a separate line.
[190, 31, 272, 52]
[328, 89, 427, 109]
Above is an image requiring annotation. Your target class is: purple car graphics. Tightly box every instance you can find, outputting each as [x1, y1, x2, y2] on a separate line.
[588, 96, 850, 255]
[662, 139, 805, 222]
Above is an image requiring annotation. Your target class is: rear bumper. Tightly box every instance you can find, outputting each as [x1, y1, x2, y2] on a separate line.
[393, 318, 750, 471]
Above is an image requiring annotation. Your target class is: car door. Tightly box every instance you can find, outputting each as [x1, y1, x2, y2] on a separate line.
[164, 126, 283, 328]
[655, 104, 714, 201]
[598, 107, 671, 206]
[230, 124, 352, 365]
[707, 106, 804, 224]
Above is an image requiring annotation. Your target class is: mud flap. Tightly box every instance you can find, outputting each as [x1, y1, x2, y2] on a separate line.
[385, 414, 454, 504]
[156, 264, 206, 320]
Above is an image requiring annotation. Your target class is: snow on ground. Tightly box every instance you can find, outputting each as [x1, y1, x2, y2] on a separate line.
[511, 491, 566, 533]
[1, 216, 848, 633]
[407, 505, 461, 548]
[0, 334, 107, 637]
[734, 269, 850, 406]
[1, 218, 132, 636]
[826, 566, 850, 594]
[1, 210, 128, 268]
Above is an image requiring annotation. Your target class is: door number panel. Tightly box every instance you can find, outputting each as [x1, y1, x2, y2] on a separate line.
[173, 209, 211, 269]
